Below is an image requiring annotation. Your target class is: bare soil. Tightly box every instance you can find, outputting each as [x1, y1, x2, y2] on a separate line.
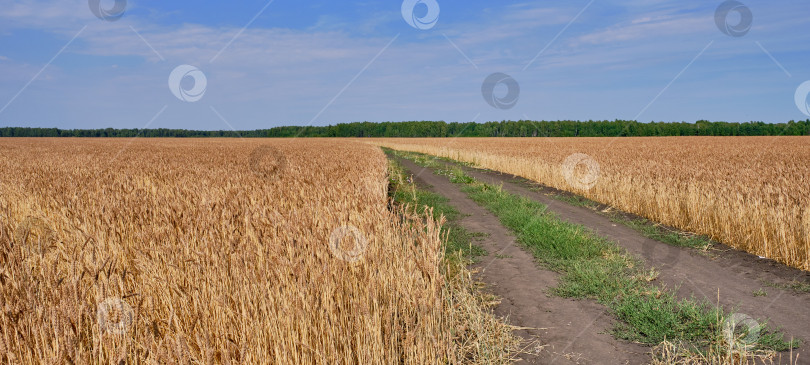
[398, 158, 649, 364]
[451, 161, 810, 364]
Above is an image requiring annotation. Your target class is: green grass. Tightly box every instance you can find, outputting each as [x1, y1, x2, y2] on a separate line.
[398, 148, 715, 252]
[437, 166, 476, 184]
[520, 180, 714, 251]
[392, 149, 798, 353]
[546, 190, 599, 209]
[610, 215, 712, 251]
[386, 154, 485, 260]
[460, 181, 728, 346]
[763, 280, 810, 294]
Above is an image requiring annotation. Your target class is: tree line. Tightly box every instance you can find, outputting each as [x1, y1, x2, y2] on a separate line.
[2, 119, 809, 138]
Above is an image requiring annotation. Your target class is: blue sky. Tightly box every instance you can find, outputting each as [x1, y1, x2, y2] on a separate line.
[0, 0, 809, 130]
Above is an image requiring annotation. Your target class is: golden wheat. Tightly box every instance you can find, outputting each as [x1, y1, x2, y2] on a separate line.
[369, 137, 810, 271]
[0, 138, 516, 364]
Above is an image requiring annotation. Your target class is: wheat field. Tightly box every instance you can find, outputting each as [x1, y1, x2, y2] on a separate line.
[0, 138, 515, 364]
[369, 137, 810, 271]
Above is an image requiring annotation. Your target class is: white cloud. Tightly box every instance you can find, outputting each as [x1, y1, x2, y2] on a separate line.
[2, 0, 810, 128]
[0, 0, 96, 29]
[575, 13, 711, 45]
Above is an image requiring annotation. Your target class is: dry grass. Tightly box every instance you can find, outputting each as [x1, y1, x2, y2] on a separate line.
[368, 137, 810, 271]
[651, 339, 800, 365]
[0, 138, 517, 364]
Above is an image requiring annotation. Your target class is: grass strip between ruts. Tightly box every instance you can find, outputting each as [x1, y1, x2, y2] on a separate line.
[390, 148, 798, 357]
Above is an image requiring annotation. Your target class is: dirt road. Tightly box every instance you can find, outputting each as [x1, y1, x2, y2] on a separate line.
[455, 163, 810, 363]
[398, 156, 810, 364]
[398, 157, 649, 364]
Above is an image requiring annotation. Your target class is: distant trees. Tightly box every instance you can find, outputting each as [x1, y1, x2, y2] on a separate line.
[1, 119, 808, 138]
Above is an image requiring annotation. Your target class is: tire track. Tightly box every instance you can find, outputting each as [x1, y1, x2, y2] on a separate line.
[397, 157, 648, 364]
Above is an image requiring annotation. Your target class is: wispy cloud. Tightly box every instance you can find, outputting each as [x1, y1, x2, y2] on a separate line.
[0, 0, 809, 129]
[575, 13, 711, 45]
[0, 0, 96, 29]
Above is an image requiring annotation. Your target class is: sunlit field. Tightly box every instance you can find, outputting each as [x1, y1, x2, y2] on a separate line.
[0, 138, 514, 364]
[370, 137, 810, 271]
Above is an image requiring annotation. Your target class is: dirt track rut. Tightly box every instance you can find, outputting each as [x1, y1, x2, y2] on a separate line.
[398, 158, 649, 364]
[453, 162, 810, 364]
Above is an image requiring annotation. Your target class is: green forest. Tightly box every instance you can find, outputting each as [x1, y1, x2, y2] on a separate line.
[2, 119, 809, 138]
